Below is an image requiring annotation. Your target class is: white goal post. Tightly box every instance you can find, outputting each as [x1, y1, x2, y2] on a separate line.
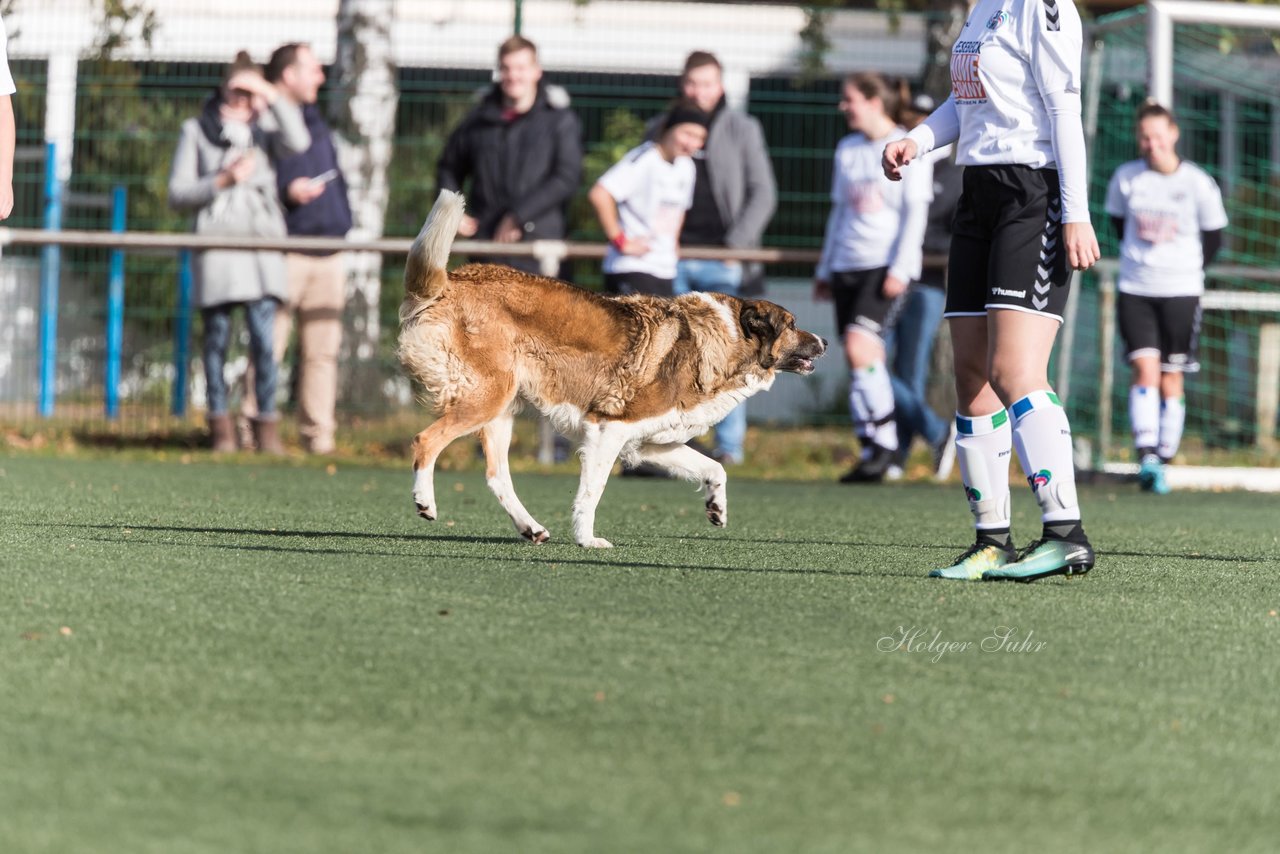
[1085, 1, 1280, 491]
[1146, 1, 1280, 110]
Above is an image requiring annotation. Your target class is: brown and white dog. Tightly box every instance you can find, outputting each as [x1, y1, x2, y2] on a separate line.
[397, 190, 826, 547]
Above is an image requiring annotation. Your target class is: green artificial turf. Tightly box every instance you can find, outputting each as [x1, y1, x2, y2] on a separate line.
[2, 454, 1278, 853]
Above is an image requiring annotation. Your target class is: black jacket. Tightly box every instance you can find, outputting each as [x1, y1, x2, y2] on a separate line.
[437, 83, 583, 241]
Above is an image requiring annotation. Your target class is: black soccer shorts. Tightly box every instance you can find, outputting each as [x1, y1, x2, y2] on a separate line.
[946, 164, 1071, 322]
[1118, 292, 1202, 373]
[830, 267, 905, 341]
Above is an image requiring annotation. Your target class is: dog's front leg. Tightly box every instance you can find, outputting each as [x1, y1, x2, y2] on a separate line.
[573, 421, 630, 548]
[632, 442, 728, 527]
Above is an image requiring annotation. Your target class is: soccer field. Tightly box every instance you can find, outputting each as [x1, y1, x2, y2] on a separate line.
[3, 454, 1278, 852]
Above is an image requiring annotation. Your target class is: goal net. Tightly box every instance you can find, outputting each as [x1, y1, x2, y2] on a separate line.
[1068, 0, 1280, 490]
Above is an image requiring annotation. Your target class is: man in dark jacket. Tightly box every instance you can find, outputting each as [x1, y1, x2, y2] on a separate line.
[243, 42, 354, 455]
[437, 36, 583, 275]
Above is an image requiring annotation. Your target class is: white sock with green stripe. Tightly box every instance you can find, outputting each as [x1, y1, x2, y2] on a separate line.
[1158, 396, 1185, 461]
[849, 364, 898, 451]
[1129, 385, 1159, 455]
[1010, 390, 1080, 524]
[954, 409, 1012, 532]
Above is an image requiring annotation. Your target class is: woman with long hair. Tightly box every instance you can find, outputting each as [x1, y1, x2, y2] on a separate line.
[815, 72, 933, 483]
[169, 51, 310, 453]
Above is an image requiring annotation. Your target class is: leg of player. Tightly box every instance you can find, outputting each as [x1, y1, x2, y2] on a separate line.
[1129, 354, 1164, 492]
[1154, 369, 1186, 496]
[981, 309, 1095, 582]
[930, 316, 1016, 580]
[841, 324, 899, 483]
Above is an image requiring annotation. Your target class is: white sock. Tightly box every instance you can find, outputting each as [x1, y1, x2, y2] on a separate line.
[849, 363, 898, 451]
[954, 409, 1012, 531]
[1010, 390, 1080, 524]
[1129, 385, 1159, 454]
[1158, 396, 1186, 461]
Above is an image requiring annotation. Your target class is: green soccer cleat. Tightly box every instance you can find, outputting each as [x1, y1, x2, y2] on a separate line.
[1137, 455, 1170, 495]
[930, 540, 1017, 580]
[982, 536, 1095, 583]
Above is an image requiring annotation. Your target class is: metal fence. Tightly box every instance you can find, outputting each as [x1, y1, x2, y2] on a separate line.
[1, 1, 1278, 465]
[0, 0, 933, 436]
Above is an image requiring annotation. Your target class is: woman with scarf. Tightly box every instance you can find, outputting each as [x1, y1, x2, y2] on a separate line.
[168, 51, 310, 453]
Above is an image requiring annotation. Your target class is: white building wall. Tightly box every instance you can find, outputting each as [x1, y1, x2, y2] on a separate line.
[7, 0, 928, 79]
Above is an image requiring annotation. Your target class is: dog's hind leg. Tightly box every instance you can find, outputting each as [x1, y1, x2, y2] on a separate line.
[572, 421, 632, 548]
[630, 442, 729, 527]
[411, 389, 511, 521]
[480, 412, 549, 544]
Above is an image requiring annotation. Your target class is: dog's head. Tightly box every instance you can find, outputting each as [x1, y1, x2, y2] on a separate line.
[738, 300, 827, 375]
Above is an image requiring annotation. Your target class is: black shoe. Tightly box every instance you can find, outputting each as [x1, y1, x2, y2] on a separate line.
[838, 445, 896, 483]
[621, 461, 672, 478]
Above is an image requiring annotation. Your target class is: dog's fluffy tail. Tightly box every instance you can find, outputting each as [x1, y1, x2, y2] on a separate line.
[404, 190, 466, 300]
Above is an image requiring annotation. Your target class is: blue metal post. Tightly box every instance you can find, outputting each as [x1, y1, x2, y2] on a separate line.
[172, 250, 194, 417]
[104, 185, 127, 418]
[38, 141, 63, 418]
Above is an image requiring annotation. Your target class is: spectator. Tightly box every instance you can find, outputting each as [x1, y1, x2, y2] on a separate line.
[241, 43, 354, 456]
[815, 72, 932, 484]
[588, 100, 709, 296]
[1106, 101, 1227, 495]
[0, 13, 16, 220]
[437, 36, 582, 275]
[883, 90, 959, 482]
[645, 51, 777, 465]
[168, 51, 310, 454]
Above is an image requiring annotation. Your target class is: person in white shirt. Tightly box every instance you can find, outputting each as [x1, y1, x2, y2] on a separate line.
[815, 72, 932, 483]
[1105, 101, 1227, 496]
[589, 100, 708, 296]
[0, 15, 18, 220]
[883, 0, 1101, 582]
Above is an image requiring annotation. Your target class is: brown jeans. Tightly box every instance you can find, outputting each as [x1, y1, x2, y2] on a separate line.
[243, 253, 346, 452]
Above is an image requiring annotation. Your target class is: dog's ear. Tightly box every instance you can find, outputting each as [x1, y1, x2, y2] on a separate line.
[739, 301, 777, 341]
[739, 301, 780, 367]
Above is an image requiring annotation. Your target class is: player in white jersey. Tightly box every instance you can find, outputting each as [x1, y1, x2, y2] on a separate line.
[883, 0, 1101, 581]
[1105, 102, 1227, 495]
[0, 14, 17, 220]
[815, 72, 933, 483]
[590, 100, 706, 296]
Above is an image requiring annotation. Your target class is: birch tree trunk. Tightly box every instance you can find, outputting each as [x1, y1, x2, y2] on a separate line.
[330, 0, 398, 406]
[922, 1, 970, 102]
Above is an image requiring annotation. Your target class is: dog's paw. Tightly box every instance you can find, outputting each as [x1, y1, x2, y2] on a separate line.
[705, 499, 727, 528]
[577, 537, 614, 549]
[415, 502, 437, 521]
[522, 527, 550, 544]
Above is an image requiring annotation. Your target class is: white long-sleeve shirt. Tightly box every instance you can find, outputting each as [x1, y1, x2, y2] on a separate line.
[0, 17, 15, 95]
[906, 0, 1090, 223]
[818, 128, 933, 282]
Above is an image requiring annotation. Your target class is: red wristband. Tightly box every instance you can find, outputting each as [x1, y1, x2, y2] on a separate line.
[610, 233, 627, 251]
